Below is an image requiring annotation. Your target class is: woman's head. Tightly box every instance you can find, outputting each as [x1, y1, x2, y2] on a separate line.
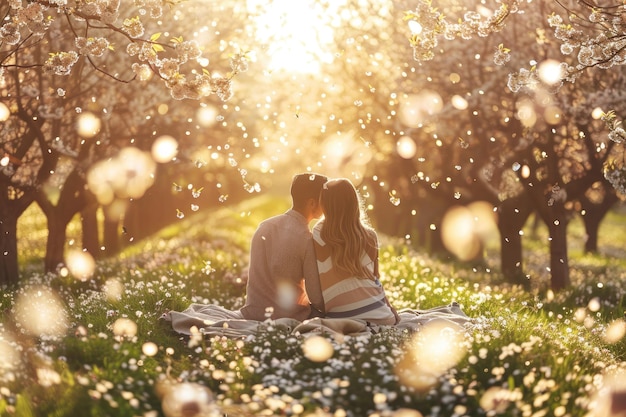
[319, 178, 361, 225]
[319, 178, 375, 279]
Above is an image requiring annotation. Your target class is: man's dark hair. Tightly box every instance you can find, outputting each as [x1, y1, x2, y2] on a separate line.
[291, 173, 328, 208]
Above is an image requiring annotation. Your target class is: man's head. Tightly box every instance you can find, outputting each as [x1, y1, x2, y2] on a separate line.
[291, 173, 328, 221]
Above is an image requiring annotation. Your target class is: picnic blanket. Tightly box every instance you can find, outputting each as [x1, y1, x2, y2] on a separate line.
[162, 302, 472, 338]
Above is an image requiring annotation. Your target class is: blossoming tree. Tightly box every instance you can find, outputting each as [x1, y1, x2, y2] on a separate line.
[400, 0, 625, 289]
[0, 0, 247, 284]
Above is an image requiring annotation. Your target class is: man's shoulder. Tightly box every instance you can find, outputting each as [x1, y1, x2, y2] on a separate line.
[255, 212, 295, 236]
[258, 212, 289, 228]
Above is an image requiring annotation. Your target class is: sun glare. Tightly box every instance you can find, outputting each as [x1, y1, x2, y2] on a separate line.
[248, 0, 339, 73]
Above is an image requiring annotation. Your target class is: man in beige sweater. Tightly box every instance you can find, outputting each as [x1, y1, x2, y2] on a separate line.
[240, 173, 327, 321]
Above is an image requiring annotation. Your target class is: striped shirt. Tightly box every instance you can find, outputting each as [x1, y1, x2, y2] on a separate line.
[312, 221, 397, 325]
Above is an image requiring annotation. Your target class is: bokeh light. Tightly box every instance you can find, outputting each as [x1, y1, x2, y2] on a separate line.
[399, 91, 443, 127]
[479, 386, 514, 413]
[408, 20, 422, 35]
[14, 286, 69, 338]
[592, 368, 626, 417]
[152, 135, 179, 163]
[516, 99, 537, 128]
[302, 335, 334, 362]
[538, 59, 563, 85]
[588, 297, 601, 312]
[544, 106, 561, 124]
[323, 134, 351, 160]
[392, 410, 424, 417]
[142, 342, 159, 357]
[396, 320, 467, 391]
[102, 278, 125, 302]
[451, 95, 468, 110]
[159, 382, 216, 417]
[592, 107, 604, 120]
[76, 111, 101, 138]
[87, 147, 156, 205]
[441, 202, 497, 261]
[320, 133, 371, 178]
[604, 319, 626, 344]
[37, 368, 62, 387]
[276, 281, 297, 312]
[396, 136, 417, 159]
[196, 105, 218, 127]
[65, 249, 96, 281]
[112, 318, 138, 338]
[0, 332, 19, 373]
[248, 0, 337, 73]
[0, 102, 10, 121]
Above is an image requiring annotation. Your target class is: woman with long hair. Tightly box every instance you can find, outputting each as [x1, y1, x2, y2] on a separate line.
[312, 178, 399, 325]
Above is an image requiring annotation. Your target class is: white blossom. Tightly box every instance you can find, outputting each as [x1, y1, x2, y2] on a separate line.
[76, 37, 110, 57]
[44, 51, 80, 76]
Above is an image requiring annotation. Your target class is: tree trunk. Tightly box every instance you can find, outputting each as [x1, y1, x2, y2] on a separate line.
[547, 206, 570, 291]
[583, 216, 599, 254]
[44, 213, 69, 273]
[580, 190, 618, 253]
[0, 212, 20, 286]
[103, 215, 121, 255]
[81, 203, 100, 258]
[37, 168, 90, 273]
[0, 188, 35, 285]
[497, 194, 533, 288]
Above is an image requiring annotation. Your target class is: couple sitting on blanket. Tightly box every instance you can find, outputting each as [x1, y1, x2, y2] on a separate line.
[239, 173, 399, 326]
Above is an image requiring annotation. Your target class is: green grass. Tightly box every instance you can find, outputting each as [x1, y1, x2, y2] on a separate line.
[2, 196, 626, 416]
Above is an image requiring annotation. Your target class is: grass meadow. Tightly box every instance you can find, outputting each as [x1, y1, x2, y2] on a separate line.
[1, 196, 626, 417]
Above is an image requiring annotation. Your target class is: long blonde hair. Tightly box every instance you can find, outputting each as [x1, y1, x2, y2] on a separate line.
[319, 178, 376, 279]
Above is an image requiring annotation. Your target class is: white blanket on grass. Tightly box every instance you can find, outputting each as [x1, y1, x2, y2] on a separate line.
[162, 303, 472, 338]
